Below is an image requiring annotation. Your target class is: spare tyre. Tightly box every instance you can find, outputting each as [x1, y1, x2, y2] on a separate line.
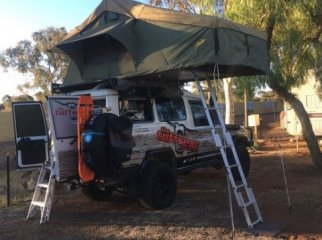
[82, 113, 134, 177]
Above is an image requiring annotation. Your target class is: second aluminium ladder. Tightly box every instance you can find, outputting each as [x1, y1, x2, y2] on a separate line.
[26, 162, 55, 223]
[195, 76, 262, 229]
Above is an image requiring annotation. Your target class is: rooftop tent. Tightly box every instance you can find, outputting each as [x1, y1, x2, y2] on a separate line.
[54, 0, 268, 89]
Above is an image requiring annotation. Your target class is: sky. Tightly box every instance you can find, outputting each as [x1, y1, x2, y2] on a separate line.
[0, 0, 104, 102]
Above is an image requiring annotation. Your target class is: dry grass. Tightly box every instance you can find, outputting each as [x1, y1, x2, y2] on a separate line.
[0, 141, 33, 208]
[0, 111, 14, 142]
[0, 170, 32, 207]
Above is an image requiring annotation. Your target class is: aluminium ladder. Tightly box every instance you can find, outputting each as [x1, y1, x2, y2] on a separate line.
[195, 76, 262, 229]
[26, 162, 55, 223]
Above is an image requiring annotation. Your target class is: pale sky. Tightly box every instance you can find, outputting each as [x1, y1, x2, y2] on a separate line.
[0, 0, 103, 102]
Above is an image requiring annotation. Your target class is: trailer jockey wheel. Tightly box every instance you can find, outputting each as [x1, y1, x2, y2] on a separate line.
[139, 161, 177, 209]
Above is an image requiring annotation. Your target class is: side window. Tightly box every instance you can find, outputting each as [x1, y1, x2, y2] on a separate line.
[189, 100, 209, 127]
[155, 97, 186, 122]
[93, 99, 106, 108]
[119, 97, 153, 122]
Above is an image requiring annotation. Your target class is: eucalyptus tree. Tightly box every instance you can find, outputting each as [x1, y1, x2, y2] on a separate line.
[226, 0, 322, 168]
[0, 27, 69, 101]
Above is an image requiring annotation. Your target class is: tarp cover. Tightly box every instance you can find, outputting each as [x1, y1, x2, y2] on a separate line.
[54, 0, 268, 89]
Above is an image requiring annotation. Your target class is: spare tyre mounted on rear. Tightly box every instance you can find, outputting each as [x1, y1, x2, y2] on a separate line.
[81, 113, 134, 177]
[80, 113, 134, 200]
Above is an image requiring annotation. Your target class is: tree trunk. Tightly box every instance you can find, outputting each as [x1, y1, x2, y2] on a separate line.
[223, 78, 234, 124]
[244, 89, 248, 127]
[273, 86, 322, 169]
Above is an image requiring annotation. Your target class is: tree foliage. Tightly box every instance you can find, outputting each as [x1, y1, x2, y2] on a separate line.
[1, 94, 34, 110]
[225, 0, 321, 89]
[0, 27, 69, 100]
[2, 94, 12, 103]
[12, 94, 35, 102]
[149, 0, 224, 14]
[233, 76, 263, 101]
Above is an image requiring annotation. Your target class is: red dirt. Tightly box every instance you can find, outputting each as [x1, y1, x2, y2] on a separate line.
[0, 139, 322, 240]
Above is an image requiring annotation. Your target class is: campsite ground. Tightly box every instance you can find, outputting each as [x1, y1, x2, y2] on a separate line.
[1, 137, 322, 239]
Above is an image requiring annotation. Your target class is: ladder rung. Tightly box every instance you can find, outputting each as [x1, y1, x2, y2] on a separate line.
[235, 183, 246, 190]
[198, 87, 207, 91]
[32, 201, 45, 208]
[228, 163, 239, 168]
[44, 164, 52, 170]
[250, 218, 263, 227]
[242, 200, 255, 208]
[37, 183, 49, 188]
[220, 144, 232, 149]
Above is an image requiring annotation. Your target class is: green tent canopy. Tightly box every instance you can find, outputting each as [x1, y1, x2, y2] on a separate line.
[54, 0, 268, 90]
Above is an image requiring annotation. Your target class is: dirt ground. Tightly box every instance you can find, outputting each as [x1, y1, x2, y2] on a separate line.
[0, 139, 322, 240]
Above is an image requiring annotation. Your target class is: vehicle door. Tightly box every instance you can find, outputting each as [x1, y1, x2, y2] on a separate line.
[12, 102, 48, 169]
[47, 96, 79, 181]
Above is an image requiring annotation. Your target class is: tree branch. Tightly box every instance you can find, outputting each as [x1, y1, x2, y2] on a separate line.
[266, 12, 276, 62]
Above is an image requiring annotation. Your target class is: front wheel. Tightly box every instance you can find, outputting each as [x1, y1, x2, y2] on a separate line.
[227, 145, 251, 181]
[140, 162, 177, 209]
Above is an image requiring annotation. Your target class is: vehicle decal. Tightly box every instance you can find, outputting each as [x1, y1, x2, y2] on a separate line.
[156, 127, 199, 152]
[54, 100, 77, 120]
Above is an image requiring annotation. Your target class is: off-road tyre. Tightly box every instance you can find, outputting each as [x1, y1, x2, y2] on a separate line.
[139, 161, 177, 209]
[227, 145, 251, 181]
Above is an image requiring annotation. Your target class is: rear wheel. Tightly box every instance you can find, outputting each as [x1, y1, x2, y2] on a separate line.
[82, 182, 114, 201]
[140, 162, 177, 209]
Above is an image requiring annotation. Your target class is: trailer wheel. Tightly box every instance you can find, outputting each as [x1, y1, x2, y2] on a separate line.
[227, 145, 251, 181]
[82, 182, 114, 201]
[140, 162, 177, 209]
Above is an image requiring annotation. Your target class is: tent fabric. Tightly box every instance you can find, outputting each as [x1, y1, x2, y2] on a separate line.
[60, 0, 266, 42]
[54, 0, 268, 89]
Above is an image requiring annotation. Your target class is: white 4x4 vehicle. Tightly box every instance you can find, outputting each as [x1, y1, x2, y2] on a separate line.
[12, 88, 252, 209]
